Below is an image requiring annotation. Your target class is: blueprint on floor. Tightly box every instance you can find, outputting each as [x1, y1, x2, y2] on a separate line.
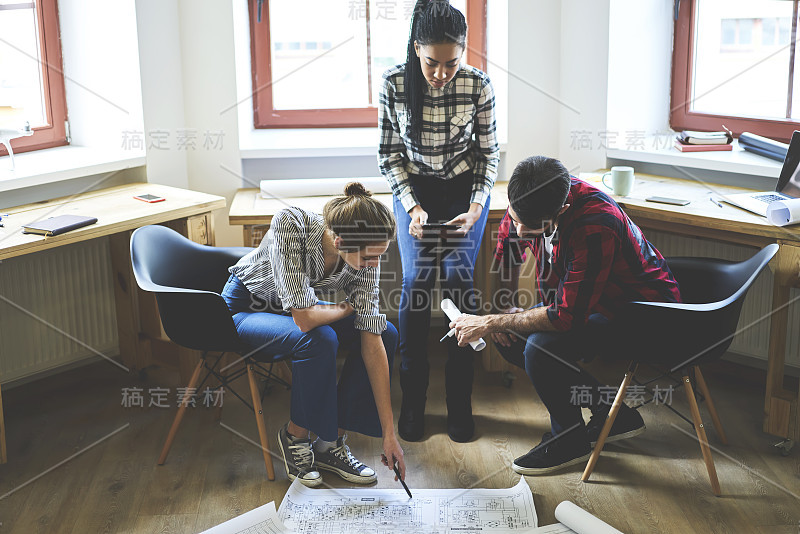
[276, 476, 538, 534]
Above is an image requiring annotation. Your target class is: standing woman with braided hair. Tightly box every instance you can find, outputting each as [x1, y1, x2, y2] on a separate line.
[378, 0, 499, 443]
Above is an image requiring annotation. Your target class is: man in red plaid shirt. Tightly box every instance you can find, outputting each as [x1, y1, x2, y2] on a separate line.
[450, 156, 681, 475]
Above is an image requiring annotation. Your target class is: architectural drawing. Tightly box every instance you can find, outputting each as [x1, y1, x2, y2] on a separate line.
[277, 477, 538, 534]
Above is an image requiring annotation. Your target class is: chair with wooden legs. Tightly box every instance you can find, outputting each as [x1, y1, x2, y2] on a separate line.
[130, 225, 291, 480]
[581, 244, 778, 496]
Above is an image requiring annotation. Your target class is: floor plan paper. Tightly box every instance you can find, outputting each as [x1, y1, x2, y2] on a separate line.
[199, 501, 291, 534]
[277, 476, 538, 534]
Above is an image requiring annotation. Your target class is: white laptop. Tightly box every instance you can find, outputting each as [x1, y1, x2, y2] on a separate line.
[724, 130, 800, 216]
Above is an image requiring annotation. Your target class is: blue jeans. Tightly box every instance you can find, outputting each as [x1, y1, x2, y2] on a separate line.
[494, 304, 611, 436]
[220, 274, 398, 441]
[393, 171, 490, 408]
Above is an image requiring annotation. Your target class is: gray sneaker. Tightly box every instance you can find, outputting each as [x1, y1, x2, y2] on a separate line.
[277, 424, 323, 487]
[314, 435, 376, 484]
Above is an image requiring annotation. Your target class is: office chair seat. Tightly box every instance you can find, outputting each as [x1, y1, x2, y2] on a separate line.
[582, 244, 779, 496]
[130, 224, 291, 480]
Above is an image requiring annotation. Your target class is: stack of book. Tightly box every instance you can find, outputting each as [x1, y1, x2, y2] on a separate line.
[674, 130, 733, 152]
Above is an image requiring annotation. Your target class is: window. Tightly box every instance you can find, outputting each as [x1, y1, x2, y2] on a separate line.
[671, 0, 800, 141]
[0, 0, 68, 156]
[248, 0, 487, 128]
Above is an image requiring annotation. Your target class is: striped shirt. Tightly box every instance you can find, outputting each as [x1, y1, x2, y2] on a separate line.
[494, 178, 682, 331]
[229, 207, 387, 335]
[378, 63, 500, 212]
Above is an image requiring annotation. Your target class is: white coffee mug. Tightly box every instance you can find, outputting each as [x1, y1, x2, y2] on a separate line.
[602, 166, 635, 196]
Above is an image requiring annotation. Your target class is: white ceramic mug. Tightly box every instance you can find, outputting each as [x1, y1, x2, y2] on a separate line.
[602, 166, 635, 196]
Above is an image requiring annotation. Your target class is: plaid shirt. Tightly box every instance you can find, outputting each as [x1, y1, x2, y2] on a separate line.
[494, 178, 682, 331]
[378, 64, 500, 212]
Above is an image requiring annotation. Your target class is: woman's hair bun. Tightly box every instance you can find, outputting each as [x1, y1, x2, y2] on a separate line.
[344, 181, 371, 198]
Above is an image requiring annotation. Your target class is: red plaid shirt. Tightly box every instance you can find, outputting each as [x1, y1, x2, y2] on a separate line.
[495, 178, 681, 331]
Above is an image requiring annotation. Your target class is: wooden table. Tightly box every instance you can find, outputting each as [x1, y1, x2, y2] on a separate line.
[229, 173, 800, 446]
[0, 183, 226, 463]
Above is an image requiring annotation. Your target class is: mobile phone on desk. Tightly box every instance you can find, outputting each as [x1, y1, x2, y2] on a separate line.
[133, 193, 166, 203]
[646, 196, 690, 206]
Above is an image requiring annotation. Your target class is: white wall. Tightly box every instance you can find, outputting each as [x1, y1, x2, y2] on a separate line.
[135, 0, 243, 246]
[557, 0, 610, 174]
[134, 0, 189, 190]
[504, 0, 611, 175]
[176, 0, 243, 247]
[505, 0, 561, 172]
[606, 0, 674, 143]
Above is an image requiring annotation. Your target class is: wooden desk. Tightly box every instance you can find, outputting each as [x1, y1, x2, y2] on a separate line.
[0, 183, 227, 463]
[229, 174, 800, 445]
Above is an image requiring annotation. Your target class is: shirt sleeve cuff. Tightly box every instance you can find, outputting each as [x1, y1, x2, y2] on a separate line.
[400, 191, 420, 212]
[281, 289, 319, 312]
[546, 305, 571, 331]
[354, 313, 387, 335]
[470, 189, 490, 208]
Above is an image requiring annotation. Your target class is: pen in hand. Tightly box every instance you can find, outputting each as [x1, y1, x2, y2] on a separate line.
[439, 328, 455, 342]
[393, 461, 412, 499]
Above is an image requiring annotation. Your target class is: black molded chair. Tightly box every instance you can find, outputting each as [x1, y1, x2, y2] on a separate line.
[130, 224, 290, 480]
[581, 244, 779, 496]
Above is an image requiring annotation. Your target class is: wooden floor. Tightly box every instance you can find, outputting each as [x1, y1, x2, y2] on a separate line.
[0, 337, 799, 534]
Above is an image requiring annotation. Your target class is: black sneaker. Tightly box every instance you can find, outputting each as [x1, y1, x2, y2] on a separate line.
[512, 430, 591, 476]
[277, 424, 322, 487]
[314, 435, 377, 484]
[586, 406, 646, 447]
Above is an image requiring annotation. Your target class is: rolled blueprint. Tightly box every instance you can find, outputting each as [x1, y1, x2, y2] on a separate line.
[441, 298, 486, 351]
[766, 198, 800, 227]
[260, 177, 390, 199]
[554, 501, 623, 534]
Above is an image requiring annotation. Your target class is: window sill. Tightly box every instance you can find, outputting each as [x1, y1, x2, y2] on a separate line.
[0, 146, 146, 193]
[239, 127, 509, 159]
[607, 139, 782, 178]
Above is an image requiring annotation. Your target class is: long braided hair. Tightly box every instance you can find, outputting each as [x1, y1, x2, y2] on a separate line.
[404, 0, 467, 143]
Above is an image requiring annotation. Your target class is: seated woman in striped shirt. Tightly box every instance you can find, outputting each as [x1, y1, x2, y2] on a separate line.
[221, 183, 404, 487]
[378, 0, 499, 444]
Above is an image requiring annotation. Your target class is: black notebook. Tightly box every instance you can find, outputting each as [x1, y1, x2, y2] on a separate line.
[22, 214, 98, 236]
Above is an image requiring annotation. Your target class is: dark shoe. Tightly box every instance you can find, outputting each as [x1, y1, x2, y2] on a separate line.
[512, 429, 591, 476]
[314, 434, 376, 484]
[398, 371, 427, 442]
[277, 424, 322, 487]
[445, 357, 474, 443]
[446, 403, 474, 443]
[586, 405, 646, 447]
[399, 397, 426, 442]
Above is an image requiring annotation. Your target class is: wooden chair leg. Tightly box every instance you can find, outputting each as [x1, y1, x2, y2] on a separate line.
[0, 382, 7, 464]
[215, 354, 233, 422]
[683, 375, 722, 496]
[157, 358, 204, 465]
[582, 362, 638, 482]
[247, 363, 276, 481]
[693, 367, 728, 445]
